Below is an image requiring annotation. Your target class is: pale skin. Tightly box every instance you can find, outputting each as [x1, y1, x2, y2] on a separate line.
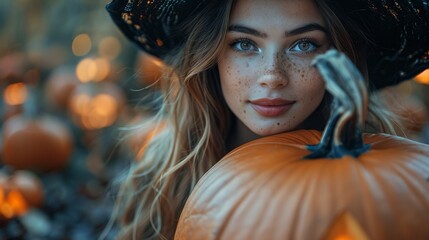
[218, 0, 332, 149]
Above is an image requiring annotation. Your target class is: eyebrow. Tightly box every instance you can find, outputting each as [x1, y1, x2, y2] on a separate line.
[228, 25, 267, 38]
[286, 23, 328, 36]
[228, 23, 328, 38]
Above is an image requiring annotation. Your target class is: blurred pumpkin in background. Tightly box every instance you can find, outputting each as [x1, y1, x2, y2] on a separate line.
[388, 94, 428, 132]
[1, 114, 73, 172]
[125, 115, 166, 160]
[0, 52, 39, 86]
[135, 52, 168, 87]
[1, 52, 41, 121]
[44, 66, 79, 111]
[379, 82, 429, 138]
[0, 52, 26, 85]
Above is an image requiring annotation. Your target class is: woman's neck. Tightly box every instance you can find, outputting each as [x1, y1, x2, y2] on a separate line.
[225, 98, 329, 153]
[226, 118, 260, 153]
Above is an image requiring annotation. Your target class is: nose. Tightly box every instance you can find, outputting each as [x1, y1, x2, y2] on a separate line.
[257, 52, 289, 89]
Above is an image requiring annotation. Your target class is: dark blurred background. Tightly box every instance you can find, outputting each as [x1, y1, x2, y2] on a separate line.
[0, 0, 428, 239]
[0, 0, 166, 239]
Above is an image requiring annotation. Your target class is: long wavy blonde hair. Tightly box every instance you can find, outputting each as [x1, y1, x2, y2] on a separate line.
[104, 0, 398, 239]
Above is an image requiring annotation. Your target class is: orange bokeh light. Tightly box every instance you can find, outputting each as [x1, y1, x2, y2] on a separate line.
[0, 189, 29, 219]
[72, 33, 92, 56]
[3, 82, 27, 105]
[98, 36, 122, 60]
[69, 93, 119, 129]
[76, 57, 111, 83]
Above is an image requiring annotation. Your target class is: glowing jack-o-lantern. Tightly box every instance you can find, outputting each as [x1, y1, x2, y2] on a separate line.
[0, 170, 44, 220]
[324, 212, 369, 240]
[68, 82, 126, 130]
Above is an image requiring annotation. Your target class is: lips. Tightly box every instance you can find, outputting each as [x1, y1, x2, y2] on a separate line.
[249, 98, 295, 117]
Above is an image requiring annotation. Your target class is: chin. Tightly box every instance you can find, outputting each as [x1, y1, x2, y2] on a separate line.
[251, 127, 292, 137]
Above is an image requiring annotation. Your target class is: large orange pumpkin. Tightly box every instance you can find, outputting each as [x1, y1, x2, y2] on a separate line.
[175, 130, 429, 240]
[175, 50, 429, 240]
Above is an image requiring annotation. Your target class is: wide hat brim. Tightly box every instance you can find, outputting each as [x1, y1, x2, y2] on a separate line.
[106, 0, 429, 90]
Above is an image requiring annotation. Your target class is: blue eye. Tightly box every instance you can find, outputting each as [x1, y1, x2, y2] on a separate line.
[230, 39, 259, 53]
[290, 39, 319, 53]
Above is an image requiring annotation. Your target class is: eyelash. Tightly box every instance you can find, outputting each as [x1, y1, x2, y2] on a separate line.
[229, 38, 259, 53]
[290, 38, 321, 54]
[229, 37, 321, 54]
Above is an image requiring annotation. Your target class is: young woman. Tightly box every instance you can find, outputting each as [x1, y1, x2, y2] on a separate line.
[105, 0, 429, 239]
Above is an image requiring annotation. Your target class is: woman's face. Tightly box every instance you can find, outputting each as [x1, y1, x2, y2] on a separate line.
[218, 0, 331, 137]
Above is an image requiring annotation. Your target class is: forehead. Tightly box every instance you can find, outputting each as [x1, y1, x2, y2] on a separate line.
[230, 0, 324, 26]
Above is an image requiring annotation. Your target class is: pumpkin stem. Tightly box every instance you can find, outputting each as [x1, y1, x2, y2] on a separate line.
[306, 50, 370, 159]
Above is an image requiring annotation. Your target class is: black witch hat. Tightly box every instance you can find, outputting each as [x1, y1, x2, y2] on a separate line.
[106, 0, 429, 90]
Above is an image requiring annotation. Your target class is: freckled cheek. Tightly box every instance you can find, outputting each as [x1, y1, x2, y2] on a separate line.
[219, 63, 252, 108]
[295, 68, 325, 103]
[221, 59, 254, 89]
[287, 60, 311, 79]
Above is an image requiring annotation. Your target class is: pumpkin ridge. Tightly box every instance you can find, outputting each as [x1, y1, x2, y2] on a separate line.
[208, 160, 283, 239]
[238, 156, 321, 239]
[262, 157, 325, 239]
[353, 159, 394, 238]
[177, 168, 244, 239]
[387, 161, 429, 211]
[314, 157, 369, 239]
[408, 156, 429, 177]
[351, 155, 429, 239]
[218, 161, 288, 239]
[208, 179, 252, 239]
[291, 157, 336, 239]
